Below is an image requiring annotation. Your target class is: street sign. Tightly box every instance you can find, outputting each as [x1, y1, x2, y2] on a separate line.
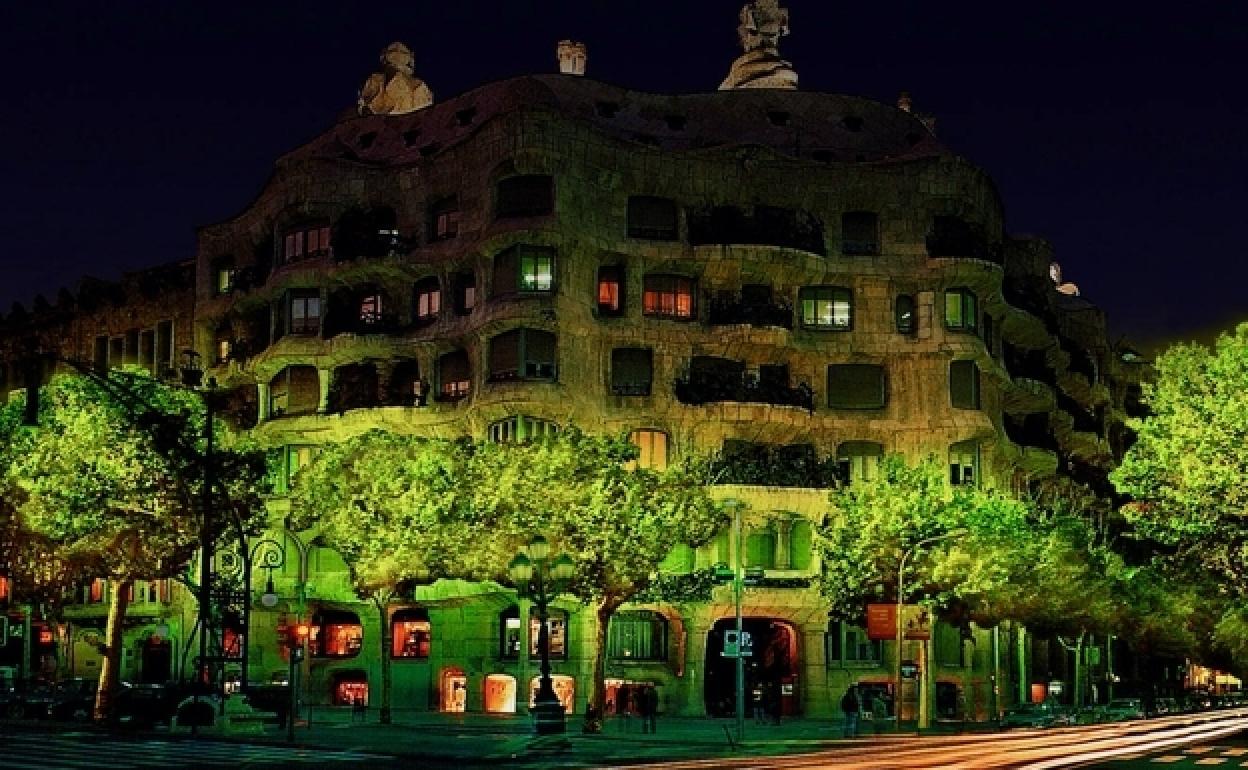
[722, 630, 753, 657]
[866, 604, 897, 640]
[902, 605, 931, 640]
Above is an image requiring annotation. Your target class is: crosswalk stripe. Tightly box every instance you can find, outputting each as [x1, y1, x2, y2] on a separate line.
[8, 735, 389, 767]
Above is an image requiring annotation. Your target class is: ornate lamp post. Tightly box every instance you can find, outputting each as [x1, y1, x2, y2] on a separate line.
[508, 535, 575, 735]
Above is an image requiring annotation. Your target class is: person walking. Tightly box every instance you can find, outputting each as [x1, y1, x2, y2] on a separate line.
[841, 684, 860, 738]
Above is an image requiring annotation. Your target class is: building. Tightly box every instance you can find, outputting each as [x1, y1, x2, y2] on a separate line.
[0, 3, 1147, 720]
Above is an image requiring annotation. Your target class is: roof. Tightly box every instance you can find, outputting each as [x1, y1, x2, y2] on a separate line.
[285, 74, 947, 167]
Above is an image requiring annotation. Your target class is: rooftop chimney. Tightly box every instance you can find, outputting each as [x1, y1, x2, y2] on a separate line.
[557, 40, 587, 76]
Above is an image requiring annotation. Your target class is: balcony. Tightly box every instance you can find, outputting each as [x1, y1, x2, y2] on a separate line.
[926, 216, 1003, 266]
[674, 372, 813, 411]
[706, 292, 793, 329]
[687, 205, 826, 256]
[710, 443, 837, 488]
[1004, 344, 1058, 387]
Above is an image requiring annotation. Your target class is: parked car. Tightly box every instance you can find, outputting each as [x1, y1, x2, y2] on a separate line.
[1101, 698, 1146, 721]
[115, 683, 180, 727]
[1002, 701, 1066, 728]
[46, 678, 100, 721]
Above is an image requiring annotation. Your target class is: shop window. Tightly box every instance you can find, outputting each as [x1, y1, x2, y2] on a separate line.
[484, 674, 517, 714]
[453, 271, 476, 314]
[488, 328, 557, 381]
[950, 360, 981, 410]
[488, 415, 559, 443]
[529, 675, 575, 714]
[429, 196, 461, 241]
[642, 274, 695, 320]
[608, 611, 668, 661]
[282, 223, 332, 264]
[287, 290, 322, 336]
[391, 608, 431, 658]
[944, 288, 978, 333]
[841, 211, 880, 256]
[836, 441, 883, 484]
[440, 668, 467, 712]
[413, 276, 441, 323]
[627, 429, 668, 470]
[896, 295, 916, 335]
[496, 175, 554, 219]
[531, 609, 568, 659]
[597, 265, 624, 316]
[949, 440, 979, 487]
[827, 364, 887, 409]
[627, 196, 678, 240]
[611, 348, 652, 396]
[501, 605, 522, 659]
[332, 673, 368, 706]
[826, 620, 882, 665]
[799, 286, 852, 330]
[493, 245, 555, 296]
[312, 611, 363, 658]
[437, 350, 471, 400]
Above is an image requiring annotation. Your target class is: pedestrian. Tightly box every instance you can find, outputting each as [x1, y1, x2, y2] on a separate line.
[642, 685, 659, 734]
[751, 685, 766, 724]
[841, 684, 860, 738]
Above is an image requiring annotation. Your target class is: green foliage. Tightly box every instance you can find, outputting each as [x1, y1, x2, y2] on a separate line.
[635, 568, 718, 604]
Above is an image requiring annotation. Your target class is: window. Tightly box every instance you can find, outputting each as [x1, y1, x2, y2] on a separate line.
[949, 440, 979, 487]
[841, 211, 880, 256]
[216, 337, 232, 365]
[437, 350, 471, 400]
[608, 611, 668, 661]
[269, 367, 320, 417]
[944, 288, 978, 333]
[827, 364, 886, 409]
[452, 271, 476, 314]
[493, 245, 555, 296]
[489, 328, 557, 381]
[827, 621, 882, 665]
[288, 291, 321, 335]
[888, 295, 914, 336]
[283, 223, 332, 264]
[215, 265, 236, 295]
[597, 265, 624, 316]
[746, 527, 776, 569]
[93, 336, 108, 372]
[643, 274, 695, 320]
[359, 294, 384, 327]
[934, 623, 965, 667]
[284, 445, 317, 490]
[628, 429, 669, 470]
[391, 609, 431, 658]
[155, 320, 174, 374]
[429, 196, 461, 241]
[799, 286, 852, 330]
[531, 610, 568, 659]
[413, 277, 441, 322]
[611, 348, 652, 396]
[488, 415, 559, 443]
[950, 360, 981, 410]
[627, 196, 678, 240]
[495, 175, 554, 219]
[836, 441, 883, 484]
[139, 329, 156, 373]
[312, 611, 363, 658]
[501, 606, 522, 658]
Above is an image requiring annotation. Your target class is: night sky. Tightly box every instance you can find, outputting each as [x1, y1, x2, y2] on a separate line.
[1, 1, 1244, 352]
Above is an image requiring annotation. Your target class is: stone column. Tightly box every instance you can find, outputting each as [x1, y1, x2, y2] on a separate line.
[256, 382, 270, 421]
[317, 368, 332, 413]
[774, 518, 793, 570]
[800, 622, 830, 716]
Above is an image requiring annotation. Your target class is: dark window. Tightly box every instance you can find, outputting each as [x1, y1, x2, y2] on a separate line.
[124, 330, 139, 365]
[493, 245, 555, 296]
[155, 320, 174, 374]
[328, 363, 380, 412]
[950, 441, 979, 487]
[269, 366, 320, 417]
[950, 360, 981, 410]
[799, 286, 852, 330]
[139, 329, 156, 373]
[452, 271, 476, 315]
[391, 608, 431, 658]
[488, 415, 559, 443]
[827, 620, 881, 664]
[827, 364, 887, 409]
[489, 329, 557, 381]
[642, 274, 695, 320]
[437, 350, 471, 400]
[944, 288, 978, 332]
[627, 196, 678, 240]
[597, 265, 624, 315]
[495, 175, 554, 219]
[288, 290, 321, 335]
[93, 336, 108, 373]
[429, 196, 460, 241]
[896, 295, 916, 335]
[611, 348, 653, 396]
[927, 216, 999, 263]
[413, 276, 441, 323]
[687, 205, 825, 255]
[608, 611, 668, 661]
[836, 441, 884, 484]
[282, 223, 331, 264]
[109, 337, 124, 369]
[841, 211, 880, 256]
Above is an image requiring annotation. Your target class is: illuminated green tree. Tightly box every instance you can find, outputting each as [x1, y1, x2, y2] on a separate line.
[468, 430, 726, 733]
[0, 373, 268, 721]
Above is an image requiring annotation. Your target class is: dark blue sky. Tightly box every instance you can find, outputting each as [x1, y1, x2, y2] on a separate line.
[1, 1, 1244, 350]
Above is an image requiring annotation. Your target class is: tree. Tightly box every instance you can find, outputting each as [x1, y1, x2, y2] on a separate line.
[291, 431, 497, 724]
[0, 372, 268, 721]
[468, 430, 726, 733]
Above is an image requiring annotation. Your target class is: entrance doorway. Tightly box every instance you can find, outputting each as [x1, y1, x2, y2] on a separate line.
[140, 636, 172, 683]
[704, 618, 798, 717]
[441, 668, 467, 712]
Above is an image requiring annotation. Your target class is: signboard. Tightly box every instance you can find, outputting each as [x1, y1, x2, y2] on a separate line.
[901, 605, 931, 641]
[722, 630, 754, 658]
[866, 604, 896, 641]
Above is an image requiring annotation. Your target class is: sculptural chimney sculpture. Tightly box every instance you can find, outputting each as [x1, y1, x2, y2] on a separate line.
[719, 0, 798, 90]
[557, 41, 588, 76]
[358, 42, 433, 116]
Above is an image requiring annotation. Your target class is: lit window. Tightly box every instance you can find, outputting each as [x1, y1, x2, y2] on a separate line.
[215, 267, 236, 295]
[312, 614, 363, 658]
[493, 246, 556, 296]
[437, 350, 471, 400]
[288, 291, 321, 335]
[643, 274, 695, 320]
[0, 576, 9, 602]
[944, 288, 978, 333]
[283, 224, 332, 263]
[949, 441, 979, 487]
[285, 445, 317, 489]
[836, 441, 883, 484]
[216, 338, 231, 364]
[359, 294, 383, 326]
[391, 609, 431, 658]
[430, 196, 461, 240]
[597, 265, 623, 315]
[520, 251, 554, 292]
[531, 610, 568, 659]
[799, 286, 852, 330]
[414, 277, 441, 322]
[453, 272, 476, 314]
[628, 429, 669, 470]
[501, 606, 522, 658]
[89, 578, 106, 603]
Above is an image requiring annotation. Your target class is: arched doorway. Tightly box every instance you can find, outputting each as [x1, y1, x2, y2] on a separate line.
[704, 618, 799, 717]
[484, 674, 517, 713]
[440, 667, 467, 712]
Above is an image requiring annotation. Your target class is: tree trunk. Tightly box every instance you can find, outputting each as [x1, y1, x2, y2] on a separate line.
[377, 596, 392, 724]
[94, 577, 132, 722]
[583, 595, 623, 734]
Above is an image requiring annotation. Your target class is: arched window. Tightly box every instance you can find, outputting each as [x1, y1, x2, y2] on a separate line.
[608, 611, 668, 661]
[391, 608, 431, 658]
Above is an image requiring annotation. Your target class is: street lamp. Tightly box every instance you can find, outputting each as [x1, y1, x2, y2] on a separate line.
[895, 528, 967, 732]
[508, 535, 575, 735]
